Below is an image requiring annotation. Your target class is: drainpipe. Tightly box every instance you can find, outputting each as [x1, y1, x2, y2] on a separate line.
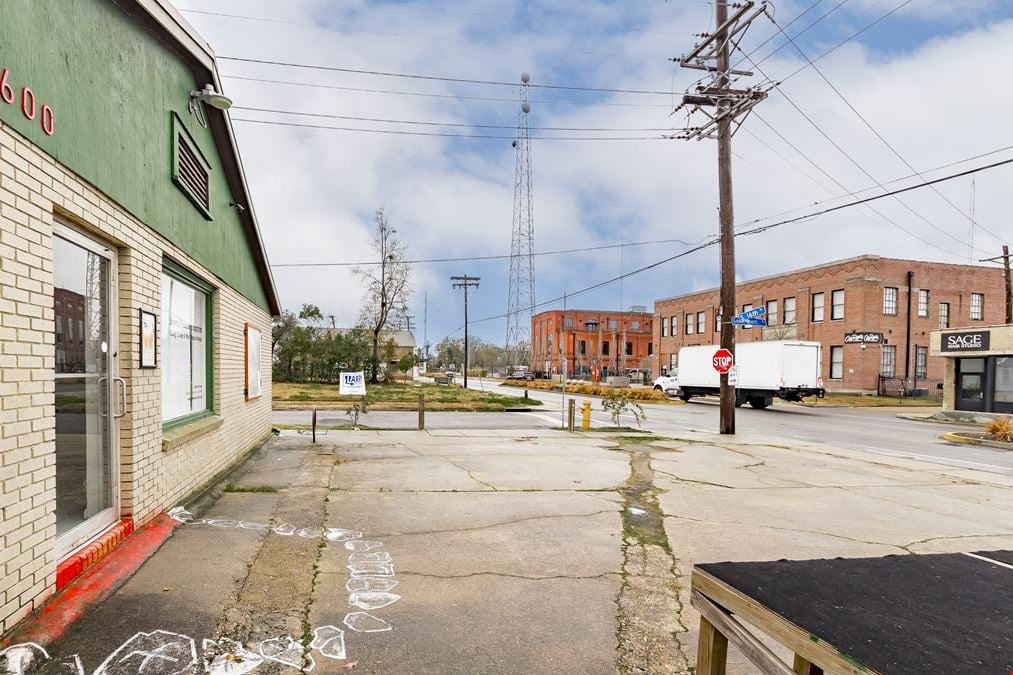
[904, 270, 913, 382]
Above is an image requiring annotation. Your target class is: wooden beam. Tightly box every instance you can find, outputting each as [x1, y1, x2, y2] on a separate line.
[697, 616, 728, 675]
[692, 569, 876, 675]
[793, 654, 824, 675]
[692, 591, 795, 675]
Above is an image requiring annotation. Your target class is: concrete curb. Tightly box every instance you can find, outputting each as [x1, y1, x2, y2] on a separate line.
[942, 432, 1013, 451]
[897, 413, 984, 426]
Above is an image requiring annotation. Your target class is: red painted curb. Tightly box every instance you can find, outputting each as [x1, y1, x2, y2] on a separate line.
[3, 513, 180, 647]
[55, 520, 135, 590]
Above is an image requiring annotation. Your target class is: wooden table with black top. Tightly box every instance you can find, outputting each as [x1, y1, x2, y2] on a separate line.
[690, 550, 1012, 674]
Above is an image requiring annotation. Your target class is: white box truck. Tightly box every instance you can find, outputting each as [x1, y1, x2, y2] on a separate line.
[676, 341, 825, 409]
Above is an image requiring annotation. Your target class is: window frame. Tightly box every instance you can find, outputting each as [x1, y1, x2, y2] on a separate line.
[880, 345, 896, 378]
[661, 317, 668, 337]
[915, 346, 927, 380]
[831, 289, 845, 320]
[783, 297, 796, 325]
[697, 311, 705, 335]
[812, 293, 825, 322]
[766, 300, 778, 326]
[829, 346, 843, 380]
[970, 293, 984, 321]
[685, 313, 694, 336]
[938, 302, 949, 329]
[917, 290, 929, 318]
[161, 260, 215, 429]
[883, 287, 898, 315]
[670, 316, 678, 336]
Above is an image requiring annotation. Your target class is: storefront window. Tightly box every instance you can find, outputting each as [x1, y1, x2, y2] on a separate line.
[162, 268, 212, 423]
[996, 357, 1013, 404]
[958, 358, 985, 401]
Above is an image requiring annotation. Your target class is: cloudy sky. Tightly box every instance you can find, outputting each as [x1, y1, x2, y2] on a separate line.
[178, 0, 1013, 349]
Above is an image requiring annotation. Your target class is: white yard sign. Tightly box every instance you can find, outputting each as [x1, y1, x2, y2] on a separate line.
[339, 371, 367, 396]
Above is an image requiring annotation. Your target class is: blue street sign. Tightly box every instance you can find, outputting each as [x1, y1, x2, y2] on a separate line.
[736, 306, 766, 320]
[731, 316, 767, 327]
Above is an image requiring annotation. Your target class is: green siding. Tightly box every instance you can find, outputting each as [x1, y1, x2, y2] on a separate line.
[0, 0, 270, 311]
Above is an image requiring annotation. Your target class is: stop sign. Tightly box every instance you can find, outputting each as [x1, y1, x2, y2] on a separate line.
[712, 348, 734, 373]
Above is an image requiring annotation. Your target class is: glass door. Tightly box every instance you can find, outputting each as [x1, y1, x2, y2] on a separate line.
[954, 357, 986, 413]
[54, 225, 119, 558]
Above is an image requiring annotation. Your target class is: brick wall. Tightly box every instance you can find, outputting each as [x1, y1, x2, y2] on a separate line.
[653, 256, 1006, 393]
[530, 309, 654, 378]
[0, 122, 273, 632]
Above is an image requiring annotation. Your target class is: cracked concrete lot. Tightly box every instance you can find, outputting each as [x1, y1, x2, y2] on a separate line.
[29, 428, 1013, 674]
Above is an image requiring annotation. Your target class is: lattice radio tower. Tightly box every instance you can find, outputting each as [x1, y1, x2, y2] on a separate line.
[505, 72, 535, 369]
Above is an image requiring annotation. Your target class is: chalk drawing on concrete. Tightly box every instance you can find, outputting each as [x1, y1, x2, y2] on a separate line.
[203, 519, 242, 528]
[166, 507, 195, 523]
[347, 563, 395, 578]
[201, 639, 263, 675]
[346, 577, 399, 593]
[0, 644, 84, 675]
[325, 528, 364, 542]
[348, 552, 392, 565]
[344, 540, 383, 552]
[296, 526, 325, 539]
[258, 636, 314, 672]
[238, 522, 270, 531]
[309, 626, 347, 661]
[272, 523, 297, 536]
[348, 592, 401, 610]
[343, 612, 393, 633]
[94, 630, 197, 675]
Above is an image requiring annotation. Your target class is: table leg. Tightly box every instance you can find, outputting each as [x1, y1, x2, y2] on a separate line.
[792, 654, 824, 675]
[697, 616, 729, 675]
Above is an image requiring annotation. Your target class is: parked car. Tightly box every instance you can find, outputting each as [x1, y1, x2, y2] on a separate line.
[506, 371, 535, 381]
[653, 372, 678, 394]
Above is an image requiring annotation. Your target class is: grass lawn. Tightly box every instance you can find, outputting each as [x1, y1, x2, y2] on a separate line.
[273, 381, 543, 411]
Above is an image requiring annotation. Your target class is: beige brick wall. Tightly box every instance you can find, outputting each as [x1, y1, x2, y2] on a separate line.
[0, 122, 273, 633]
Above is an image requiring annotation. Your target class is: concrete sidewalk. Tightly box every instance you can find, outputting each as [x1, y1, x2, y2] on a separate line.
[4, 427, 1012, 673]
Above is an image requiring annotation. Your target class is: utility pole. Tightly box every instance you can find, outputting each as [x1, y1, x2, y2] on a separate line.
[980, 245, 1012, 323]
[451, 275, 480, 389]
[675, 0, 768, 435]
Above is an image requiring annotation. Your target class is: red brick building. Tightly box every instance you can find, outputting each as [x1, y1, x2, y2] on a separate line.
[653, 255, 1007, 394]
[531, 309, 654, 380]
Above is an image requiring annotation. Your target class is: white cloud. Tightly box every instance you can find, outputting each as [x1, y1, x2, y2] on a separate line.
[182, 1, 1013, 346]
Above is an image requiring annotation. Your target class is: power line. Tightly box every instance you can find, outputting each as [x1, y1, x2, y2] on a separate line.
[271, 236, 702, 268]
[429, 152, 1013, 342]
[178, 8, 673, 62]
[764, 9, 1007, 246]
[221, 74, 674, 108]
[218, 56, 681, 96]
[740, 45, 990, 256]
[230, 117, 671, 140]
[473, 152, 1013, 326]
[232, 105, 673, 132]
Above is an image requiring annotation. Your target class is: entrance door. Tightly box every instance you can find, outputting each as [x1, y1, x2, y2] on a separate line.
[54, 225, 120, 558]
[954, 357, 986, 412]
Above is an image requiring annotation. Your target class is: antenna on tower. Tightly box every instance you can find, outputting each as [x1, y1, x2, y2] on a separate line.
[505, 72, 535, 369]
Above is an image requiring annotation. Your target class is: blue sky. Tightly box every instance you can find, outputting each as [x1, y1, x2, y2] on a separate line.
[178, 0, 1013, 350]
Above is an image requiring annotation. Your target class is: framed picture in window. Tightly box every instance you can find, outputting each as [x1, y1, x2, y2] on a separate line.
[245, 323, 263, 400]
[139, 309, 157, 369]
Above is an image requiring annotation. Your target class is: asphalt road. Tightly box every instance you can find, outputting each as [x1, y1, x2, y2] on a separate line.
[272, 378, 1012, 476]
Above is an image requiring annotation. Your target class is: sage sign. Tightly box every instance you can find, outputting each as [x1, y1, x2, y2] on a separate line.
[941, 331, 990, 352]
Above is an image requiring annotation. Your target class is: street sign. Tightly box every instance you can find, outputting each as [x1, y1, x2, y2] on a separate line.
[730, 316, 767, 327]
[728, 366, 739, 386]
[735, 306, 766, 320]
[712, 348, 734, 373]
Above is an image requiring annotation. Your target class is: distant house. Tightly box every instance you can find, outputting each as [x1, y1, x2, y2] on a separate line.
[323, 328, 417, 365]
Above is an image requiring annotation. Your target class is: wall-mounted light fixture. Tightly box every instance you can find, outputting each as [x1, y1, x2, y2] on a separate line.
[188, 84, 233, 128]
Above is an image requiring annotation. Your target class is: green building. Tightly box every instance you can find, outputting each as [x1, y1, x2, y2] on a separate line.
[0, 0, 279, 632]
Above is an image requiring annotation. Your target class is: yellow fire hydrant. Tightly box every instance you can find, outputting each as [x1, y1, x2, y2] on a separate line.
[581, 399, 592, 430]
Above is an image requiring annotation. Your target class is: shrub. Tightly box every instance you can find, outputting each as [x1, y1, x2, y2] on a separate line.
[345, 397, 369, 429]
[985, 416, 1013, 443]
[601, 389, 646, 427]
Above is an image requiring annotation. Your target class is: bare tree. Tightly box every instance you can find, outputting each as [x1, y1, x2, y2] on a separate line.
[355, 208, 412, 384]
